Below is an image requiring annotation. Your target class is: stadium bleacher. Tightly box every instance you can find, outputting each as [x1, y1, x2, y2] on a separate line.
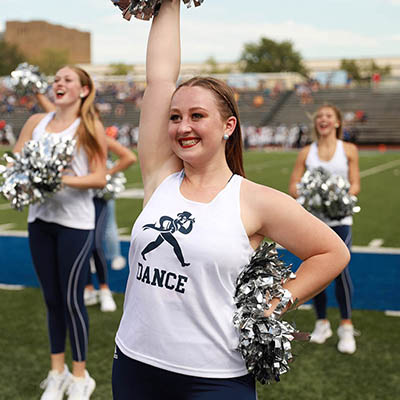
[267, 87, 400, 145]
[1, 85, 400, 145]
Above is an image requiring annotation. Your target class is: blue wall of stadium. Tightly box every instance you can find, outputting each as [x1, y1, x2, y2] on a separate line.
[0, 236, 399, 311]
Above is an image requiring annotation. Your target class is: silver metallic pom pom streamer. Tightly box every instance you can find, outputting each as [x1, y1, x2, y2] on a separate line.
[95, 160, 127, 201]
[0, 134, 75, 211]
[297, 167, 360, 220]
[7, 63, 49, 97]
[111, 0, 204, 21]
[233, 242, 309, 384]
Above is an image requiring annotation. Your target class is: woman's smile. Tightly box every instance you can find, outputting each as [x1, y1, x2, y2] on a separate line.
[179, 137, 201, 148]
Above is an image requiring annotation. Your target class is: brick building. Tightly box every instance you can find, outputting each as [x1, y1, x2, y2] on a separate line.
[4, 20, 91, 64]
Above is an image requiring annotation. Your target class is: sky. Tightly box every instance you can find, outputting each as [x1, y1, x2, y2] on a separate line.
[1, 0, 400, 65]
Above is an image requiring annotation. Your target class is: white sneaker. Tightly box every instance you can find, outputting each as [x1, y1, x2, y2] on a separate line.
[111, 255, 126, 270]
[99, 288, 117, 312]
[337, 324, 358, 354]
[40, 364, 71, 400]
[310, 320, 333, 344]
[84, 289, 98, 306]
[67, 370, 96, 400]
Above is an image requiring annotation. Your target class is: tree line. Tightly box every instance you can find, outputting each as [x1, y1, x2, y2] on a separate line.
[0, 37, 391, 81]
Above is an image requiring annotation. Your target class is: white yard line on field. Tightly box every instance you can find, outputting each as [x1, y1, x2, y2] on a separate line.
[384, 311, 400, 317]
[0, 223, 16, 231]
[117, 188, 144, 199]
[245, 159, 293, 172]
[0, 284, 25, 290]
[360, 159, 400, 178]
[368, 239, 384, 248]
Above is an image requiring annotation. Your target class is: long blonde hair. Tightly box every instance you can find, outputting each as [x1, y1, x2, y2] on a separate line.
[66, 65, 105, 161]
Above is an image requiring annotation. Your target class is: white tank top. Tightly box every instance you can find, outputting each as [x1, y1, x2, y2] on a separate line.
[116, 171, 254, 378]
[28, 112, 95, 230]
[305, 140, 352, 226]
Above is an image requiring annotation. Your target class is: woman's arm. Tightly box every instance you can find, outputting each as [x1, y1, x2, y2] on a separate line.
[106, 136, 137, 175]
[138, 0, 183, 204]
[62, 119, 107, 189]
[35, 93, 56, 113]
[344, 142, 360, 196]
[288, 146, 309, 198]
[13, 114, 47, 153]
[242, 180, 350, 311]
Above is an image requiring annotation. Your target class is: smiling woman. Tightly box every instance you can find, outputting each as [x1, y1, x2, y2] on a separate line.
[111, 1, 351, 399]
[12, 64, 107, 400]
[289, 103, 360, 355]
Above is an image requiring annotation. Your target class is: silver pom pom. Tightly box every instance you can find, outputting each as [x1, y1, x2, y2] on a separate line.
[0, 134, 75, 211]
[7, 63, 49, 96]
[95, 160, 127, 200]
[111, 0, 204, 21]
[233, 242, 309, 384]
[297, 167, 360, 220]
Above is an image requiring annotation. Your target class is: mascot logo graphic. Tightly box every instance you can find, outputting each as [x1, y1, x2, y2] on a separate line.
[141, 211, 195, 267]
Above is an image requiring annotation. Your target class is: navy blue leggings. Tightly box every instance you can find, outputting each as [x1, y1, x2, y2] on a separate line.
[28, 219, 94, 362]
[112, 346, 256, 400]
[313, 225, 354, 320]
[87, 197, 108, 286]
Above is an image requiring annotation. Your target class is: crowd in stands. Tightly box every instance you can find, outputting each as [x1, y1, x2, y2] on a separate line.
[94, 80, 144, 117]
[0, 76, 370, 148]
[103, 122, 312, 151]
[0, 78, 144, 118]
[243, 123, 310, 149]
[0, 119, 15, 146]
[294, 78, 321, 105]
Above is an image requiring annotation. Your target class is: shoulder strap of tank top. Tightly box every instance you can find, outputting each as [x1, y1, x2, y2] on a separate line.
[32, 112, 55, 136]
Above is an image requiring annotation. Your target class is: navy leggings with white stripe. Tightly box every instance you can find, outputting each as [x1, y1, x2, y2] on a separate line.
[87, 197, 108, 286]
[313, 225, 353, 320]
[28, 219, 94, 362]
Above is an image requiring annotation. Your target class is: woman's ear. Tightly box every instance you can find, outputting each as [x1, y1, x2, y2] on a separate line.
[80, 85, 90, 99]
[224, 116, 237, 135]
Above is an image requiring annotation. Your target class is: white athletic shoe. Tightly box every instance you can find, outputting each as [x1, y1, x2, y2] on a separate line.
[111, 255, 126, 270]
[99, 288, 117, 312]
[310, 320, 333, 344]
[337, 324, 358, 354]
[84, 288, 98, 306]
[67, 370, 96, 400]
[40, 364, 71, 400]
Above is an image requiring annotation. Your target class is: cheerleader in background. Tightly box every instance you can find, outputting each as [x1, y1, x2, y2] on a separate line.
[35, 92, 137, 313]
[14, 66, 107, 400]
[289, 104, 360, 354]
[84, 133, 136, 312]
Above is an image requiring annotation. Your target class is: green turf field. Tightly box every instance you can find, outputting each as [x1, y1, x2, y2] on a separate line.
[1, 148, 399, 399]
[1, 148, 399, 247]
[1, 288, 399, 399]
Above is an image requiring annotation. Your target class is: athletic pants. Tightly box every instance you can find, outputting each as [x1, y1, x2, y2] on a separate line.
[313, 225, 354, 320]
[112, 346, 256, 400]
[87, 197, 108, 286]
[104, 198, 123, 261]
[28, 219, 94, 362]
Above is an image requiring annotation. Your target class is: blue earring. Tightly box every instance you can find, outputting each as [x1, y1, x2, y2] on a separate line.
[223, 134, 229, 140]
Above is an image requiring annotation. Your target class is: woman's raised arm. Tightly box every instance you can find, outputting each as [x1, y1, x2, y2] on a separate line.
[138, 0, 183, 203]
